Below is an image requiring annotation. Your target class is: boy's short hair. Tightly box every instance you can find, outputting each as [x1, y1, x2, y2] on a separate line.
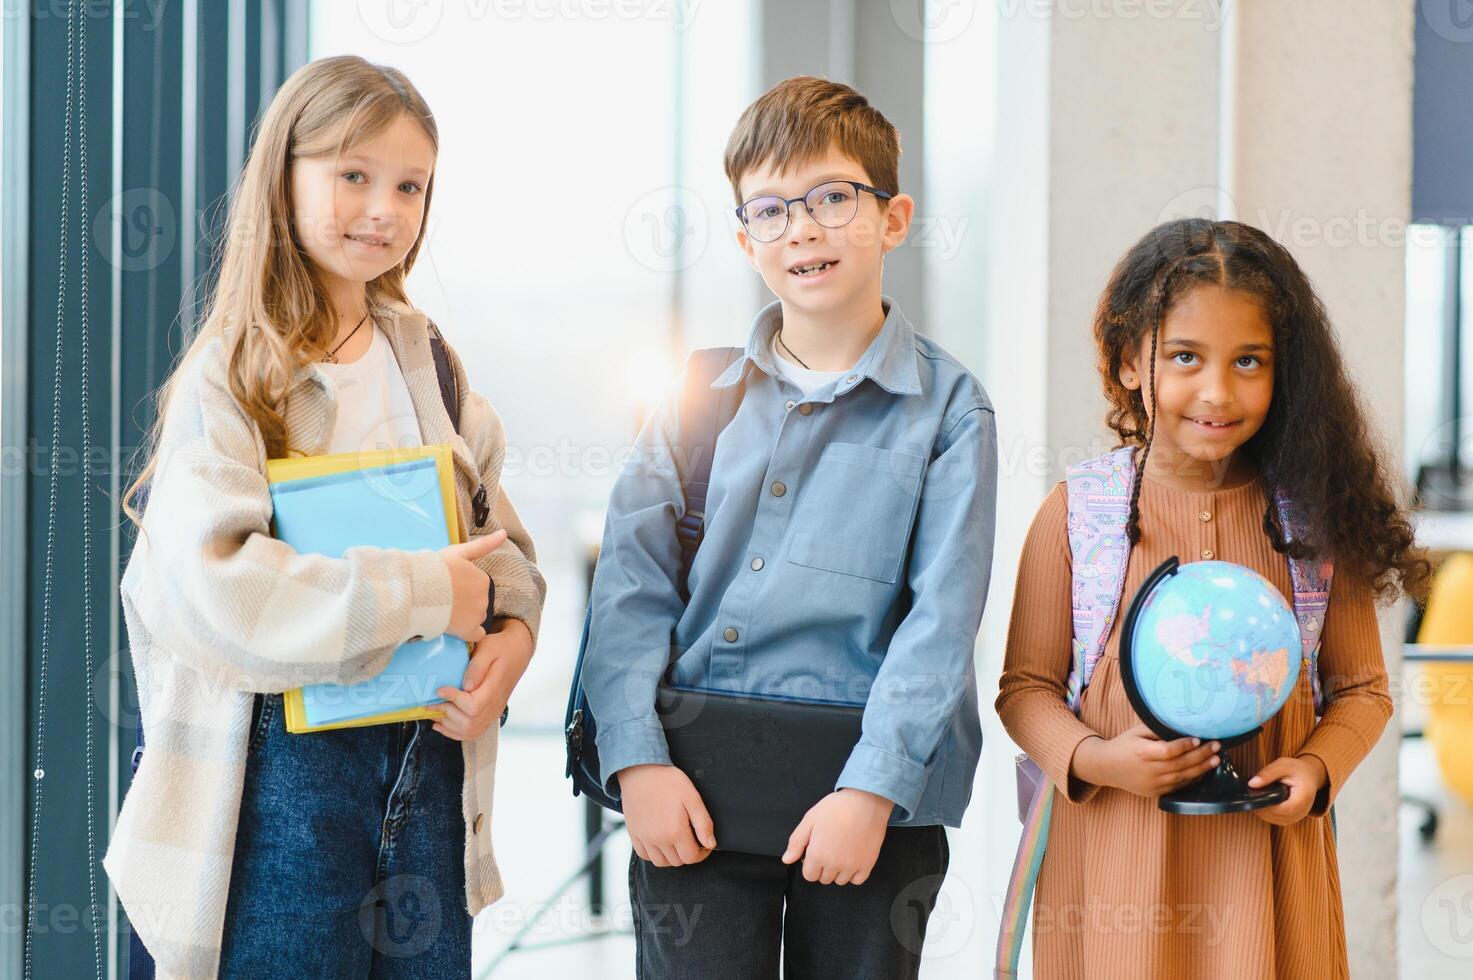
[723, 75, 900, 205]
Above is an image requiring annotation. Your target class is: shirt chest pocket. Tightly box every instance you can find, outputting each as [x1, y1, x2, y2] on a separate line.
[786, 442, 926, 584]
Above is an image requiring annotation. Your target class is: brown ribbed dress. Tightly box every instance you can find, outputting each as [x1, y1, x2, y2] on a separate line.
[995, 474, 1392, 980]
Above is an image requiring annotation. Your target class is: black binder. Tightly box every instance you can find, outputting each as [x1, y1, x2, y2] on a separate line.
[657, 684, 865, 857]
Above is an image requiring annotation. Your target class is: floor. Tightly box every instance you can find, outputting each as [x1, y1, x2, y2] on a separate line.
[1399, 736, 1473, 977]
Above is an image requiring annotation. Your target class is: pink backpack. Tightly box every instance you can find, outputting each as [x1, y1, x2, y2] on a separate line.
[994, 446, 1333, 977]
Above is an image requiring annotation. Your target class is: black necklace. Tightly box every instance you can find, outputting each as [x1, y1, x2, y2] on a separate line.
[324, 311, 370, 363]
[776, 328, 812, 370]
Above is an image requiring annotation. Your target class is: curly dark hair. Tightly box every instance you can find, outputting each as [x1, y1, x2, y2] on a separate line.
[1093, 218, 1429, 603]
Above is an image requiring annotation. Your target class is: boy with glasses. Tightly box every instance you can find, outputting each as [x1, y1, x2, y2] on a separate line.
[580, 75, 998, 977]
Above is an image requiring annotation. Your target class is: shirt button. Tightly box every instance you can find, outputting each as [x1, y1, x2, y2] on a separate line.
[1201, 549, 1214, 560]
[473, 812, 484, 834]
[844, 375, 858, 385]
[723, 627, 739, 642]
[771, 481, 786, 497]
[1198, 510, 1212, 522]
[799, 403, 813, 416]
[785, 400, 796, 411]
[750, 557, 765, 571]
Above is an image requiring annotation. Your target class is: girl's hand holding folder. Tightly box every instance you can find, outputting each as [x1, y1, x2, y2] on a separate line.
[439, 529, 508, 642]
[433, 618, 533, 741]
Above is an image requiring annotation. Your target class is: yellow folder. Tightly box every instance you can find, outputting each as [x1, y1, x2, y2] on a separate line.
[265, 444, 467, 734]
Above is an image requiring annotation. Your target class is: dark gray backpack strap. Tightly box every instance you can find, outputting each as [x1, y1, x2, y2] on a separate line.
[426, 320, 497, 651]
[563, 345, 746, 805]
[427, 319, 462, 432]
[426, 319, 490, 529]
[674, 347, 746, 602]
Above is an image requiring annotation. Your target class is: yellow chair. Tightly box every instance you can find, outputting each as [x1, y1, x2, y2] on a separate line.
[1420, 552, 1473, 807]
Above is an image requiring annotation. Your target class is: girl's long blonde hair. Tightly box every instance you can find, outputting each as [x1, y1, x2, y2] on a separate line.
[122, 55, 438, 528]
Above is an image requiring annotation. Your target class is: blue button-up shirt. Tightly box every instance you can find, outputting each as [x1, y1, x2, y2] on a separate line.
[582, 298, 997, 826]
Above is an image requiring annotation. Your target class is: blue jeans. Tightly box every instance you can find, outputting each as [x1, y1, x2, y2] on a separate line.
[219, 693, 472, 978]
[629, 824, 950, 979]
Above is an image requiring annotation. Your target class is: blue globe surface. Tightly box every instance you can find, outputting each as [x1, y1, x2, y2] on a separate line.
[1128, 560, 1302, 741]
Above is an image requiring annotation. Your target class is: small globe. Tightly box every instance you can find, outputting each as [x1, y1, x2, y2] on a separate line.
[1124, 560, 1301, 742]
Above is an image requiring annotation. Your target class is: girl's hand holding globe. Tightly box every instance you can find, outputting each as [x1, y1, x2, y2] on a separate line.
[1069, 727, 1329, 826]
[1246, 754, 1329, 825]
[1071, 724, 1221, 798]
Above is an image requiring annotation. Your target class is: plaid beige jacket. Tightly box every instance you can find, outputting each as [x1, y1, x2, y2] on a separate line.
[103, 297, 546, 978]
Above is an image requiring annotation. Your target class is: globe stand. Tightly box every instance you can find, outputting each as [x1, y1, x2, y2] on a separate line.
[1120, 556, 1290, 816]
[1159, 753, 1288, 815]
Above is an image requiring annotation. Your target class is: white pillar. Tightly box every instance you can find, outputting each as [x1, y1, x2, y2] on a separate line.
[954, 2, 1413, 975]
[1221, 4, 1412, 974]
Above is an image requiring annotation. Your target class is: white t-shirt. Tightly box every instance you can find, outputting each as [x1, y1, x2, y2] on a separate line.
[314, 319, 423, 455]
[769, 333, 850, 397]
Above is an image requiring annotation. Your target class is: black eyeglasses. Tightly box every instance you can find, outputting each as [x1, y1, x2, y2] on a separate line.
[735, 180, 894, 243]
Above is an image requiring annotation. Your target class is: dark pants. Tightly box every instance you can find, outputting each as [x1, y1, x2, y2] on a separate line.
[629, 824, 950, 980]
[218, 693, 472, 978]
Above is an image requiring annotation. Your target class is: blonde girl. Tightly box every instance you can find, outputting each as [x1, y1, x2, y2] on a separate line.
[105, 56, 545, 977]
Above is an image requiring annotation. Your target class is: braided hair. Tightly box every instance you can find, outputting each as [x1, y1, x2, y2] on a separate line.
[1092, 219, 1429, 602]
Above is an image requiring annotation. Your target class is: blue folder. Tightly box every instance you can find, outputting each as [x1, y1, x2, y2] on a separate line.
[268, 454, 469, 730]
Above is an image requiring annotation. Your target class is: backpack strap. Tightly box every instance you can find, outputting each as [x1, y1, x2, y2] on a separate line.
[674, 347, 747, 602]
[998, 446, 1139, 977]
[426, 319, 462, 432]
[1063, 446, 1139, 710]
[1276, 492, 1334, 715]
[426, 319, 499, 649]
[995, 754, 1053, 977]
[562, 346, 746, 800]
[426, 320, 491, 529]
